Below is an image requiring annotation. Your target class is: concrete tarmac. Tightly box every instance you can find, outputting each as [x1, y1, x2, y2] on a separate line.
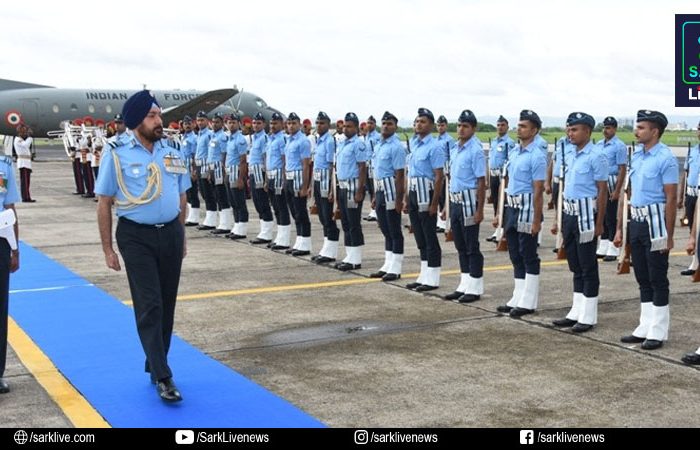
[2, 153, 700, 428]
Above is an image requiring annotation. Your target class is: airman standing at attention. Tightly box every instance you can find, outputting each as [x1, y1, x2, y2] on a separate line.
[180, 116, 200, 226]
[224, 114, 249, 239]
[678, 120, 700, 276]
[194, 111, 218, 230]
[435, 115, 455, 234]
[283, 113, 312, 256]
[363, 115, 381, 222]
[486, 116, 515, 242]
[267, 112, 292, 250]
[208, 113, 234, 235]
[248, 113, 275, 244]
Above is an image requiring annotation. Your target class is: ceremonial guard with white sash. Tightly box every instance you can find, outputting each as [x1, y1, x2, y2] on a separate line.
[180, 116, 200, 226]
[614, 110, 677, 350]
[248, 112, 275, 245]
[404, 108, 446, 292]
[224, 113, 250, 240]
[283, 113, 312, 256]
[436, 115, 455, 234]
[551, 112, 608, 332]
[496, 110, 547, 317]
[369, 111, 405, 281]
[363, 115, 381, 222]
[443, 110, 486, 303]
[267, 112, 293, 250]
[486, 116, 515, 242]
[207, 113, 234, 234]
[194, 111, 218, 230]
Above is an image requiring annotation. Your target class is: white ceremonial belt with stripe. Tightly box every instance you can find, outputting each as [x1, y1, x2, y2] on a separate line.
[489, 169, 502, 177]
[408, 177, 434, 190]
[507, 195, 523, 208]
[687, 185, 699, 197]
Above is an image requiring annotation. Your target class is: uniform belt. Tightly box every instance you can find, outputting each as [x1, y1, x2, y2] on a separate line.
[687, 185, 699, 197]
[507, 195, 523, 208]
[118, 216, 179, 229]
[553, 176, 560, 183]
[489, 169, 502, 177]
[17, 155, 32, 160]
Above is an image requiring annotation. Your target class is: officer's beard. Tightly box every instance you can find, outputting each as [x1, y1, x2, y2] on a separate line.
[138, 124, 164, 143]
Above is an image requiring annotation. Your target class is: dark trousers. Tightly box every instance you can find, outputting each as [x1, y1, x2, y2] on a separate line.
[197, 176, 217, 211]
[562, 213, 599, 297]
[338, 188, 364, 247]
[80, 163, 94, 195]
[438, 182, 446, 211]
[490, 176, 500, 215]
[72, 158, 85, 194]
[504, 206, 540, 278]
[685, 195, 697, 230]
[92, 166, 99, 181]
[0, 240, 10, 377]
[408, 190, 441, 267]
[116, 218, 184, 381]
[314, 181, 339, 241]
[603, 197, 618, 242]
[629, 220, 669, 306]
[365, 177, 375, 200]
[228, 185, 249, 223]
[268, 179, 290, 226]
[375, 190, 403, 254]
[450, 201, 483, 277]
[212, 180, 230, 211]
[284, 180, 310, 237]
[186, 177, 200, 208]
[251, 175, 273, 222]
[19, 168, 32, 201]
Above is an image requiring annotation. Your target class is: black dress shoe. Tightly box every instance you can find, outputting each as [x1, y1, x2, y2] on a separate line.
[571, 323, 593, 333]
[405, 282, 423, 290]
[496, 305, 513, 313]
[0, 378, 9, 394]
[552, 318, 577, 327]
[485, 236, 496, 242]
[444, 291, 465, 300]
[436, 227, 445, 233]
[363, 216, 377, 222]
[185, 222, 199, 227]
[552, 247, 558, 253]
[369, 270, 386, 278]
[82, 194, 94, 199]
[197, 225, 215, 231]
[250, 237, 272, 245]
[681, 269, 696, 276]
[620, 335, 645, 344]
[156, 378, 182, 402]
[602, 256, 617, 262]
[641, 339, 663, 350]
[291, 250, 310, 256]
[211, 229, 230, 235]
[382, 273, 400, 282]
[72, 192, 84, 195]
[458, 294, 480, 303]
[228, 234, 246, 240]
[25, 198, 37, 202]
[336, 262, 360, 271]
[315, 256, 335, 264]
[415, 284, 438, 292]
[681, 352, 700, 365]
[285, 248, 295, 254]
[596, 253, 605, 259]
[271, 244, 289, 250]
[509, 307, 534, 318]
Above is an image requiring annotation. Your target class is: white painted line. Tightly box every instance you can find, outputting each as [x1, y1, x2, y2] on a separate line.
[10, 283, 95, 294]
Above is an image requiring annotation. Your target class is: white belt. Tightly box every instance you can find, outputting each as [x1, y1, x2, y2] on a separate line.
[687, 185, 699, 197]
[507, 195, 523, 208]
[489, 169, 502, 177]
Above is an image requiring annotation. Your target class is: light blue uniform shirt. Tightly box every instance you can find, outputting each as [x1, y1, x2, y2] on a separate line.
[180, 131, 197, 159]
[95, 139, 191, 224]
[336, 135, 368, 180]
[314, 132, 335, 170]
[553, 137, 575, 178]
[489, 134, 515, 170]
[207, 128, 228, 164]
[506, 141, 547, 195]
[365, 129, 381, 156]
[114, 131, 132, 147]
[195, 128, 212, 162]
[683, 144, 700, 187]
[265, 131, 286, 171]
[534, 133, 549, 160]
[437, 132, 456, 160]
[284, 130, 311, 171]
[249, 130, 267, 166]
[450, 135, 486, 192]
[596, 135, 627, 176]
[0, 156, 20, 210]
[225, 130, 248, 167]
[629, 143, 678, 207]
[408, 134, 445, 180]
[373, 134, 406, 179]
[563, 142, 608, 199]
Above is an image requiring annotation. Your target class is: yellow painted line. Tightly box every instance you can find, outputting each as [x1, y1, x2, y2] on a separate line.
[7, 317, 110, 428]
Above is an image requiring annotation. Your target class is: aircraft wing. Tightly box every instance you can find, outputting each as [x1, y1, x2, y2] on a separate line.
[161, 88, 238, 124]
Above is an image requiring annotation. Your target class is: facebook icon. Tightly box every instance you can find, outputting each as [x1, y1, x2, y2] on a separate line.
[520, 430, 534, 444]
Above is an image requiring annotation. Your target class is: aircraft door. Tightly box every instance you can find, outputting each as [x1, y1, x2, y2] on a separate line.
[21, 99, 39, 131]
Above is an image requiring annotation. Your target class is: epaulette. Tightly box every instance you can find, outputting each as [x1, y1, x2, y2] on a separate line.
[108, 141, 119, 149]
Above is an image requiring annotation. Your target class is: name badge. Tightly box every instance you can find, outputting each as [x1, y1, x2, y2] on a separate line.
[164, 154, 187, 174]
[0, 172, 6, 194]
[209, 139, 217, 148]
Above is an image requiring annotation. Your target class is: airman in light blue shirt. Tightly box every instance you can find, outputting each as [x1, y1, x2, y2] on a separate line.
[337, 135, 368, 180]
[373, 133, 405, 179]
[450, 135, 486, 192]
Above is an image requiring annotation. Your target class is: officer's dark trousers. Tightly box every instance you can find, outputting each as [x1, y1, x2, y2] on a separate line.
[338, 188, 364, 247]
[504, 206, 540, 279]
[314, 181, 339, 241]
[268, 179, 290, 226]
[228, 184, 249, 224]
[250, 175, 273, 222]
[376, 190, 403, 254]
[212, 180, 230, 211]
[562, 213, 599, 297]
[72, 158, 85, 194]
[116, 217, 184, 382]
[450, 201, 483, 278]
[92, 166, 99, 181]
[438, 182, 446, 212]
[197, 175, 216, 212]
[408, 190, 441, 267]
[685, 195, 697, 230]
[365, 177, 375, 200]
[80, 163, 94, 195]
[19, 168, 32, 201]
[629, 220, 669, 307]
[186, 177, 200, 208]
[490, 176, 500, 215]
[285, 180, 310, 237]
[602, 197, 618, 242]
[0, 239, 10, 378]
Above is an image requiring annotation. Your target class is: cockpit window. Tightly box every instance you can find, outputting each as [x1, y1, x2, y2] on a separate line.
[255, 98, 267, 108]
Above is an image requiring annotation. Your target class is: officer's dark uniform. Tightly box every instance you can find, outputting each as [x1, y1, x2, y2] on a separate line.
[95, 90, 191, 402]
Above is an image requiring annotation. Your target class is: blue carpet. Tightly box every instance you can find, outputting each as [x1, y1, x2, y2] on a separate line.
[9, 242, 324, 428]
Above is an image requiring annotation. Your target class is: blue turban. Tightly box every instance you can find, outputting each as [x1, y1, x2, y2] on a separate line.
[122, 90, 160, 130]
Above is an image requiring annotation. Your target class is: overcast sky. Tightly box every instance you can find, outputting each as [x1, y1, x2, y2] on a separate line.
[2, 1, 699, 125]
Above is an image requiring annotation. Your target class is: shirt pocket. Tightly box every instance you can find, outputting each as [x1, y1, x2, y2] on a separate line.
[122, 165, 148, 192]
[514, 166, 531, 183]
[573, 164, 591, 188]
[641, 166, 660, 194]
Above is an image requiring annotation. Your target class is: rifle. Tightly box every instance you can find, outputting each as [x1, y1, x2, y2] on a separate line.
[404, 133, 413, 234]
[332, 133, 341, 220]
[617, 143, 633, 275]
[692, 194, 700, 282]
[444, 141, 453, 242]
[680, 142, 691, 227]
[309, 135, 320, 215]
[495, 143, 509, 251]
[555, 140, 566, 260]
[486, 138, 492, 204]
[547, 138, 557, 210]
